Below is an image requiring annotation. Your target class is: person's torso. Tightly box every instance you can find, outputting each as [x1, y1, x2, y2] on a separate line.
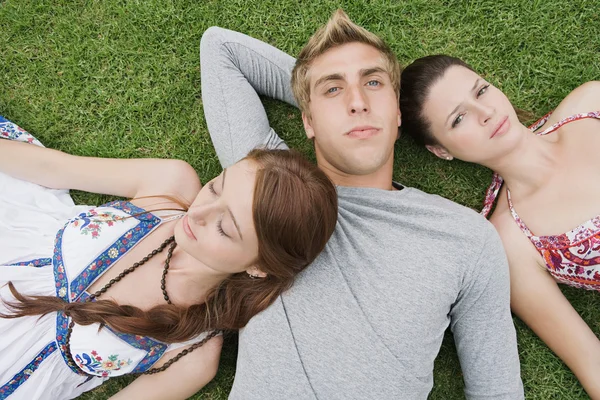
[486, 111, 600, 290]
[56, 201, 179, 377]
[231, 186, 494, 399]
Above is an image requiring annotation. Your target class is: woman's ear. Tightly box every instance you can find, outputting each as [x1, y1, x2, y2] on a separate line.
[246, 266, 267, 279]
[425, 144, 453, 161]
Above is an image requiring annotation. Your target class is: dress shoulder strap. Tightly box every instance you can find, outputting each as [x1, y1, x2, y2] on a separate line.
[505, 188, 535, 238]
[480, 173, 503, 218]
[537, 111, 600, 136]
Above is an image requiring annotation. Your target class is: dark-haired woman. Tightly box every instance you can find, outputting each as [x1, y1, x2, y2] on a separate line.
[0, 115, 337, 399]
[399, 56, 600, 396]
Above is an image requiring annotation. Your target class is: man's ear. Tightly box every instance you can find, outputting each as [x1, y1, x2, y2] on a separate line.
[426, 144, 454, 161]
[302, 112, 315, 139]
[396, 108, 402, 140]
[245, 265, 267, 279]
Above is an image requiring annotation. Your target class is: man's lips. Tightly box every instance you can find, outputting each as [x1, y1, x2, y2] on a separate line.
[346, 126, 380, 139]
[490, 116, 509, 139]
[182, 215, 197, 241]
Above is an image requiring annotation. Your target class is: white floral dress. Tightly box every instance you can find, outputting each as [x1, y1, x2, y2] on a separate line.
[0, 116, 205, 400]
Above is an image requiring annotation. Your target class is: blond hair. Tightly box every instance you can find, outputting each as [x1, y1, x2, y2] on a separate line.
[291, 9, 401, 117]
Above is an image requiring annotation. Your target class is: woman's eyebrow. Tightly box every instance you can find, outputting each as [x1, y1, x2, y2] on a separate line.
[221, 168, 243, 240]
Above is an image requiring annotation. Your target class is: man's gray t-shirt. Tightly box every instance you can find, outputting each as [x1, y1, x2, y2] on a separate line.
[229, 185, 523, 400]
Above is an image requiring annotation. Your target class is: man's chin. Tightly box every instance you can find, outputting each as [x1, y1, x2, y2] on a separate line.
[336, 155, 390, 177]
[316, 146, 392, 175]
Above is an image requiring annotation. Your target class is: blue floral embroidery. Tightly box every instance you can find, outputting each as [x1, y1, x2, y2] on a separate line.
[109, 331, 168, 373]
[72, 210, 123, 239]
[53, 225, 69, 301]
[53, 201, 165, 375]
[68, 202, 160, 301]
[0, 342, 57, 398]
[9, 258, 52, 267]
[52, 201, 160, 302]
[74, 351, 133, 378]
[0, 116, 43, 145]
[56, 303, 168, 376]
[55, 311, 83, 376]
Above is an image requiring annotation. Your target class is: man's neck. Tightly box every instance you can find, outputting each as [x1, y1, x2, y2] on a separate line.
[319, 162, 395, 190]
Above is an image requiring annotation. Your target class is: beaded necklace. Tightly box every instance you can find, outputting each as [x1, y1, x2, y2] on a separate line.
[63, 235, 219, 375]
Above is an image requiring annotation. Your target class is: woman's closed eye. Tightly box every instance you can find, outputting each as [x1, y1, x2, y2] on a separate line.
[217, 219, 230, 238]
[208, 181, 218, 195]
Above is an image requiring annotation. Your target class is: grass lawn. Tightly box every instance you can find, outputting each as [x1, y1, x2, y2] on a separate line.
[1, 0, 599, 398]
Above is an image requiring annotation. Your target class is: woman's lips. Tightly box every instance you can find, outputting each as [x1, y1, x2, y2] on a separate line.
[182, 215, 197, 240]
[491, 116, 509, 139]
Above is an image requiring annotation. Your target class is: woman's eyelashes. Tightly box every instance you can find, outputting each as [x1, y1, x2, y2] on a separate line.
[477, 84, 490, 98]
[217, 219, 229, 238]
[208, 181, 217, 195]
[207, 180, 230, 238]
[452, 113, 465, 128]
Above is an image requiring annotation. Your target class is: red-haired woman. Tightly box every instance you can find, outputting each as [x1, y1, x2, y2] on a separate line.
[0, 115, 337, 400]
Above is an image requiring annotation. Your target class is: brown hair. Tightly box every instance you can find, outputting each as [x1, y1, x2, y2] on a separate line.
[1, 148, 338, 343]
[400, 55, 534, 147]
[291, 9, 401, 118]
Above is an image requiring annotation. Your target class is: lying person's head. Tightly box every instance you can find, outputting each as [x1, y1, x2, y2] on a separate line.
[291, 9, 402, 180]
[3, 148, 338, 343]
[400, 55, 523, 165]
[175, 148, 338, 330]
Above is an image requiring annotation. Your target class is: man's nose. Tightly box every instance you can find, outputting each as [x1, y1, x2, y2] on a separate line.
[347, 86, 369, 115]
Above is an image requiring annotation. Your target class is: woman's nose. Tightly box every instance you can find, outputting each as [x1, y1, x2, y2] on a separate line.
[187, 202, 219, 226]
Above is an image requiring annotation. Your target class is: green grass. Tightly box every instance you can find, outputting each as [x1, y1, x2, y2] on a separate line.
[1, 0, 599, 398]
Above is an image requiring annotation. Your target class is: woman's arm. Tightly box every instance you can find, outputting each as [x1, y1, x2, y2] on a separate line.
[493, 214, 600, 398]
[0, 139, 200, 203]
[109, 334, 223, 400]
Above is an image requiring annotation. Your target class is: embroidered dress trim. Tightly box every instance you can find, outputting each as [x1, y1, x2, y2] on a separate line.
[52, 201, 161, 302]
[0, 342, 57, 398]
[0, 115, 43, 146]
[68, 292, 170, 375]
[8, 258, 52, 267]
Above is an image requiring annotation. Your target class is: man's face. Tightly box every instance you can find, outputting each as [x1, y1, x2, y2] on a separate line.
[303, 42, 401, 180]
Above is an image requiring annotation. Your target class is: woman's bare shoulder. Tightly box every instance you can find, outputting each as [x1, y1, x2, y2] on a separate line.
[548, 81, 600, 123]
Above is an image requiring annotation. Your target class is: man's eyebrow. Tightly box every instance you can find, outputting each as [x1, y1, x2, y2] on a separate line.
[221, 168, 243, 240]
[360, 67, 386, 77]
[445, 78, 481, 126]
[313, 73, 345, 90]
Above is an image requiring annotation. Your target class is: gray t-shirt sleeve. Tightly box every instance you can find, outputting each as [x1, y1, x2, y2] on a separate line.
[200, 27, 294, 167]
[449, 223, 524, 399]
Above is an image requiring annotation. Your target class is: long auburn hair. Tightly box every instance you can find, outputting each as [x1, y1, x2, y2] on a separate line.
[1, 148, 338, 343]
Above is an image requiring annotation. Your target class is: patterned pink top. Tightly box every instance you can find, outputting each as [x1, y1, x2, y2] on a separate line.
[481, 111, 600, 290]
